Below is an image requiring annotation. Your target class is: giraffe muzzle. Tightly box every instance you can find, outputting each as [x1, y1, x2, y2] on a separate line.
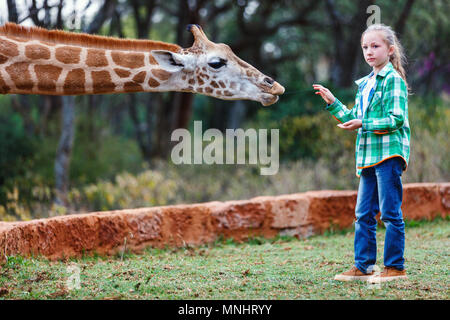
[269, 81, 285, 96]
[260, 81, 285, 106]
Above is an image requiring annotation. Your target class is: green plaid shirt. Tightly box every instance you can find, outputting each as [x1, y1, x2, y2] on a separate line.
[325, 62, 410, 177]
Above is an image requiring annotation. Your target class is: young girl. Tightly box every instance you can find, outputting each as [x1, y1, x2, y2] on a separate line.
[313, 24, 410, 283]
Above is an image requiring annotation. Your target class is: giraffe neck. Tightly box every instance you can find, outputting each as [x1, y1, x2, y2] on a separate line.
[0, 33, 180, 95]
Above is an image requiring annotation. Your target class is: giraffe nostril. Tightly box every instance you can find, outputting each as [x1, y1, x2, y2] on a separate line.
[264, 77, 274, 86]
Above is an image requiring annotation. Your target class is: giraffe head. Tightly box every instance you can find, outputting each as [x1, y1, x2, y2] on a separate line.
[150, 25, 284, 106]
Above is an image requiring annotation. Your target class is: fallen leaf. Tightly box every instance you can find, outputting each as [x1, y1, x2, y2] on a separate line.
[48, 289, 68, 298]
[25, 271, 48, 283]
[0, 287, 9, 297]
[145, 275, 155, 284]
[102, 296, 122, 300]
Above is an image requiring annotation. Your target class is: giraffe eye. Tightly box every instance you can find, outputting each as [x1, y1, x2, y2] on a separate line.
[208, 59, 227, 69]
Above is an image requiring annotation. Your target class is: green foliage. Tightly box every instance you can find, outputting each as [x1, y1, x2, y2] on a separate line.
[70, 130, 144, 186]
[0, 113, 35, 186]
[68, 170, 177, 212]
[406, 95, 450, 182]
[3, 255, 28, 270]
[404, 215, 450, 228]
[0, 107, 39, 220]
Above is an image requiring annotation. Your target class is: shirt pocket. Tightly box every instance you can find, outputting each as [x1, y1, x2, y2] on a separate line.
[368, 91, 383, 116]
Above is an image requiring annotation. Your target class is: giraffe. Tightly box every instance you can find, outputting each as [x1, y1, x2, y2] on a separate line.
[0, 23, 284, 106]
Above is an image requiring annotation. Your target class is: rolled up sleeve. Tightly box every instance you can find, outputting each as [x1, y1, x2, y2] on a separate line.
[325, 98, 358, 124]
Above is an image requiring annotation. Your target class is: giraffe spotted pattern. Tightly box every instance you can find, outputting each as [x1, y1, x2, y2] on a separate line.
[0, 36, 169, 95]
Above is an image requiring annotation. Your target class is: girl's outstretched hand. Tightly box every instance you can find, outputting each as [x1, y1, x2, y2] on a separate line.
[312, 84, 336, 105]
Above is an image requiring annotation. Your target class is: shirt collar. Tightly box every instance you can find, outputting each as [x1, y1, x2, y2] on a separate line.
[354, 61, 393, 86]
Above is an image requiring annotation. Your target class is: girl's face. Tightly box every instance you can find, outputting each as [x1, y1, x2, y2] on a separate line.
[361, 31, 394, 70]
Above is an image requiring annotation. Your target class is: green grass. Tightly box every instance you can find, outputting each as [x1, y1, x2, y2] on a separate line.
[0, 218, 448, 300]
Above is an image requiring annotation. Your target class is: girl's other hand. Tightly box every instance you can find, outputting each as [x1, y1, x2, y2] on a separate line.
[337, 119, 362, 130]
[312, 84, 336, 105]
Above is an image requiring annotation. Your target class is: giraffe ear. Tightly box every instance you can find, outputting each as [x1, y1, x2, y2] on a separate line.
[150, 50, 194, 73]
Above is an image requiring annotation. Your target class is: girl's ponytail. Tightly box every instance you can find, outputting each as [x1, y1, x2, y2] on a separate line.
[390, 33, 408, 87]
[362, 24, 409, 91]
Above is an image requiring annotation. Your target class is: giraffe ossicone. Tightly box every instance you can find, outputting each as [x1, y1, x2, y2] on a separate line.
[0, 23, 284, 106]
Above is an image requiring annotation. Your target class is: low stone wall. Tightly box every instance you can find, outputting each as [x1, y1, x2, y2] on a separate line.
[0, 182, 448, 262]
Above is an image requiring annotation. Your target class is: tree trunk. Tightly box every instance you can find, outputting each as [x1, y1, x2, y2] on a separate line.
[125, 0, 159, 161]
[395, 0, 416, 39]
[85, 0, 117, 34]
[128, 94, 152, 159]
[54, 96, 75, 207]
[6, 0, 19, 23]
[227, 100, 246, 130]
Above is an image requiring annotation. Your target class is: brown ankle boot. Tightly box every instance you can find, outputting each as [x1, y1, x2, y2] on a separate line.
[368, 266, 407, 283]
[334, 266, 374, 282]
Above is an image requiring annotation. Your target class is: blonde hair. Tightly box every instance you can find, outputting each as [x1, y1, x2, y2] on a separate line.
[361, 24, 409, 90]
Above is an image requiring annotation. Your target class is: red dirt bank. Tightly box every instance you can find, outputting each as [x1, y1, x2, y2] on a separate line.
[0, 182, 448, 262]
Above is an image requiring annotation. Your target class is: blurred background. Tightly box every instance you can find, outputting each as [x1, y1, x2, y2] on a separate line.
[0, 0, 448, 221]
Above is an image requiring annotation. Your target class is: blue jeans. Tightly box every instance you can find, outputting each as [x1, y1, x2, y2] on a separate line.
[354, 157, 406, 274]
